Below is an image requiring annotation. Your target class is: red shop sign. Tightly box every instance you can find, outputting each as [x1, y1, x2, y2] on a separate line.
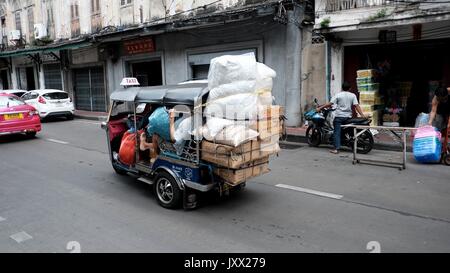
[123, 38, 155, 55]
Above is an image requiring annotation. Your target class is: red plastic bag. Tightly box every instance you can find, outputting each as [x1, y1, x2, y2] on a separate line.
[119, 131, 136, 166]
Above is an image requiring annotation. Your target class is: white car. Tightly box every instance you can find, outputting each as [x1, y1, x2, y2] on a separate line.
[0, 89, 28, 98]
[21, 89, 75, 120]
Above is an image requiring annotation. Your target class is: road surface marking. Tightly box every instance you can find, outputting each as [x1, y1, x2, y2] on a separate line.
[0, 216, 5, 222]
[10, 231, 33, 243]
[275, 184, 343, 200]
[46, 138, 69, 145]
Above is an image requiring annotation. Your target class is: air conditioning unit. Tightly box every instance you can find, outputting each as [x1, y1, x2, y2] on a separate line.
[9, 30, 21, 41]
[34, 24, 47, 40]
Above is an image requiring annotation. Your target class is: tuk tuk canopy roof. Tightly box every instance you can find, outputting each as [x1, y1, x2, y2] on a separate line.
[110, 83, 208, 106]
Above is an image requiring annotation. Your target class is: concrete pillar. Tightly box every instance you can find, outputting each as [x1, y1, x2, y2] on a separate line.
[284, 5, 304, 127]
[10, 60, 18, 89]
[330, 42, 344, 98]
[38, 65, 45, 89]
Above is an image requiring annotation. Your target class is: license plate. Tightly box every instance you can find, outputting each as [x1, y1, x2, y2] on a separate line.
[4, 113, 23, 120]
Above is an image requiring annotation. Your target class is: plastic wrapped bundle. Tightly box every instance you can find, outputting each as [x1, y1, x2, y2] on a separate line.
[413, 126, 442, 163]
[147, 107, 170, 141]
[207, 54, 258, 90]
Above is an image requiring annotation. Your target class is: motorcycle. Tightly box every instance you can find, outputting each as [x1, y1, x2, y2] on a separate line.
[304, 98, 374, 154]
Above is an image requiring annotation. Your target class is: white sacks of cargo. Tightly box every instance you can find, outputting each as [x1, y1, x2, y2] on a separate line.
[204, 54, 276, 121]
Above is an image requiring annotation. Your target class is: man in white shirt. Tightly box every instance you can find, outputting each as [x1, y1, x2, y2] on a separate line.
[316, 82, 366, 154]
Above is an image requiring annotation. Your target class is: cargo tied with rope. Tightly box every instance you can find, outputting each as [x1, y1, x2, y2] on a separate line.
[198, 53, 282, 185]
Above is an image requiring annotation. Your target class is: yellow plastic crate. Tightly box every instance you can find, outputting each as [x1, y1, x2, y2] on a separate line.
[359, 91, 383, 105]
[363, 110, 380, 126]
[360, 104, 375, 112]
[357, 69, 377, 78]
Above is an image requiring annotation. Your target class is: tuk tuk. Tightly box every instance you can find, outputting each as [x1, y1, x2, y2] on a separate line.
[101, 82, 246, 209]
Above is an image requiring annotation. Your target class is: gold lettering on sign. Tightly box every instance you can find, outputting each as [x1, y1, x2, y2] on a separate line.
[124, 38, 155, 55]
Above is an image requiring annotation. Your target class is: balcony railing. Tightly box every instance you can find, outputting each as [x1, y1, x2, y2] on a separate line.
[325, 0, 394, 12]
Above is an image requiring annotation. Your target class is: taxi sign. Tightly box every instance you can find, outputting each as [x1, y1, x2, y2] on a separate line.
[120, 77, 140, 86]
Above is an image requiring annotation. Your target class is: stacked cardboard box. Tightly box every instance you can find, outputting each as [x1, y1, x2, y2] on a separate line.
[213, 157, 270, 185]
[251, 105, 284, 140]
[201, 105, 282, 185]
[357, 69, 382, 126]
[201, 139, 278, 169]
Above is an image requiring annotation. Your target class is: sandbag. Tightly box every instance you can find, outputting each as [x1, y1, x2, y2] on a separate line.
[204, 117, 235, 139]
[208, 80, 256, 101]
[147, 107, 170, 141]
[256, 62, 277, 79]
[213, 125, 259, 147]
[413, 125, 442, 163]
[173, 116, 191, 143]
[119, 131, 136, 166]
[255, 62, 275, 101]
[207, 54, 258, 90]
[204, 93, 259, 120]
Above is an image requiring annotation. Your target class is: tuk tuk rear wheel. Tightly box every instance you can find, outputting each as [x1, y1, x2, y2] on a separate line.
[154, 172, 181, 209]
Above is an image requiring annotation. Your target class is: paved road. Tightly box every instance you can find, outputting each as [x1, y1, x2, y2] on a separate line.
[0, 118, 449, 252]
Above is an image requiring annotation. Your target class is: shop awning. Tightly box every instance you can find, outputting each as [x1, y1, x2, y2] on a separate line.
[0, 40, 92, 58]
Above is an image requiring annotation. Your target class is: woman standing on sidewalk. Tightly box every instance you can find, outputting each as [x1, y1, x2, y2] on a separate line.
[428, 86, 450, 132]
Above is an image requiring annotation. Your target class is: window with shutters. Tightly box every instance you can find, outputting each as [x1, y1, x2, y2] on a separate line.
[120, 0, 133, 6]
[91, 0, 102, 32]
[15, 12, 21, 33]
[27, 7, 34, 42]
[71, 2, 80, 37]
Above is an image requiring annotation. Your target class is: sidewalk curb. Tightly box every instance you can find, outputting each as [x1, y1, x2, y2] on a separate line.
[285, 135, 413, 152]
[74, 114, 107, 122]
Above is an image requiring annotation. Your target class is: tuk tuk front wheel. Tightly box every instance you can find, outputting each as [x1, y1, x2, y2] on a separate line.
[154, 172, 182, 209]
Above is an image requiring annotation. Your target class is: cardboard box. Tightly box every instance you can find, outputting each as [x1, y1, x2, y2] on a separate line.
[213, 157, 270, 185]
[357, 69, 377, 78]
[257, 105, 285, 120]
[250, 118, 282, 140]
[201, 140, 278, 169]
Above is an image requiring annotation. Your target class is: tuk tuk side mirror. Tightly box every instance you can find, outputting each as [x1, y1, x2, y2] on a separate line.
[101, 121, 107, 130]
[314, 98, 318, 104]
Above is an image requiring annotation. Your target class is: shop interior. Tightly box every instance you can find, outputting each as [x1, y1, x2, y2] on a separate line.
[130, 60, 163, 87]
[344, 38, 450, 127]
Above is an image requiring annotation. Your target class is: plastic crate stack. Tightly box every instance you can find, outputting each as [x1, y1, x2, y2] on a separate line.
[413, 125, 442, 163]
[357, 69, 383, 126]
